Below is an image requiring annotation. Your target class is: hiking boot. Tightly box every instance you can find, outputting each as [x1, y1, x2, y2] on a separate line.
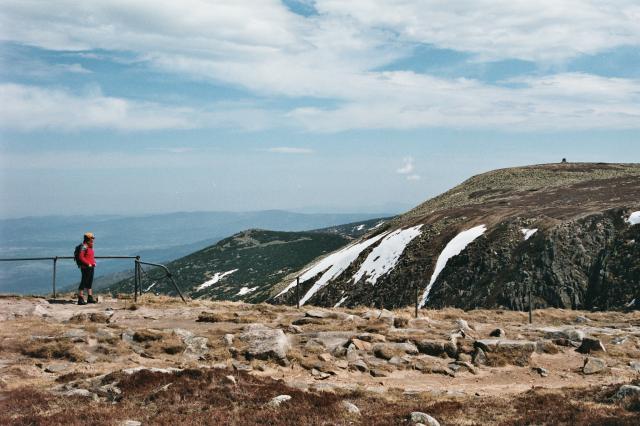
[87, 295, 98, 304]
[77, 297, 87, 306]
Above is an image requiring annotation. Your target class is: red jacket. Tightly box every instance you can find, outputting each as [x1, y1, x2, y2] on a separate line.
[79, 244, 95, 267]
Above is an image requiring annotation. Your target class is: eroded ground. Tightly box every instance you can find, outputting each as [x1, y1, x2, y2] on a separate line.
[1, 295, 639, 425]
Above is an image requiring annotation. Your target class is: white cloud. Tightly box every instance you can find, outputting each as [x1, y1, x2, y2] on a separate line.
[267, 147, 314, 154]
[396, 157, 415, 174]
[0, 1, 639, 132]
[406, 174, 421, 181]
[0, 83, 280, 132]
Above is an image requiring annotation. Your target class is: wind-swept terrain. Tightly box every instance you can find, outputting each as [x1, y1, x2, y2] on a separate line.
[1, 296, 639, 425]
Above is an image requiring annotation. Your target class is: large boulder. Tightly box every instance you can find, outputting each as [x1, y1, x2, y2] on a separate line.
[582, 357, 607, 375]
[240, 324, 290, 363]
[410, 412, 440, 426]
[372, 342, 418, 360]
[474, 339, 536, 366]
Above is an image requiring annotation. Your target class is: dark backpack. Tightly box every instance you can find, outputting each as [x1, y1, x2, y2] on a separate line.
[74, 244, 84, 268]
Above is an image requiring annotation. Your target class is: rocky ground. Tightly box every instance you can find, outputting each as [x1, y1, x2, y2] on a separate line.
[1, 295, 639, 425]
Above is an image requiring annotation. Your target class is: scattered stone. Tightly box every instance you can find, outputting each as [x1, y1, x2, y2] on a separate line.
[267, 395, 291, 408]
[45, 364, 68, 373]
[223, 334, 234, 346]
[489, 328, 506, 338]
[356, 333, 386, 343]
[543, 328, 585, 342]
[285, 324, 303, 334]
[341, 400, 360, 415]
[416, 340, 446, 357]
[611, 336, 627, 345]
[576, 338, 606, 354]
[349, 338, 372, 351]
[305, 309, 330, 319]
[410, 411, 440, 426]
[231, 360, 252, 372]
[62, 389, 96, 399]
[224, 375, 237, 385]
[335, 360, 348, 369]
[311, 368, 330, 380]
[119, 421, 141, 426]
[613, 385, 640, 400]
[629, 361, 640, 373]
[121, 329, 135, 343]
[455, 319, 474, 335]
[370, 369, 388, 377]
[63, 329, 87, 343]
[372, 342, 418, 360]
[292, 317, 325, 326]
[532, 366, 548, 377]
[454, 361, 477, 374]
[133, 329, 163, 343]
[240, 324, 290, 364]
[552, 338, 580, 348]
[575, 316, 590, 323]
[473, 348, 487, 366]
[582, 357, 607, 375]
[349, 360, 368, 373]
[318, 353, 332, 363]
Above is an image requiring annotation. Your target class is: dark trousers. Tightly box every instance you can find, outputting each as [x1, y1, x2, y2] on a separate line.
[79, 267, 94, 290]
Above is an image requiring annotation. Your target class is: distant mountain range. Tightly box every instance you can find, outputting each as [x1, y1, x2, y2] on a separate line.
[105, 217, 390, 301]
[0, 210, 391, 294]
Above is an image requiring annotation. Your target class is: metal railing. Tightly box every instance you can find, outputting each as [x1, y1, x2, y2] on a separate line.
[0, 256, 186, 304]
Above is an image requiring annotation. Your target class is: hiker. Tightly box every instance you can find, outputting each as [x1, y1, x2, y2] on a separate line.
[76, 232, 97, 305]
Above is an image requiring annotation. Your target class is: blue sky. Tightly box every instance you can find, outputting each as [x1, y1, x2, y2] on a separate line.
[0, 0, 639, 218]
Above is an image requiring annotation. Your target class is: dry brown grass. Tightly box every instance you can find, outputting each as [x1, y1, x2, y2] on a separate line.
[21, 339, 85, 362]
[1, 369, 638, 426]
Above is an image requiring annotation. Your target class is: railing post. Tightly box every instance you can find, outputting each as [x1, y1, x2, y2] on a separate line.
[528, 282, 533, 324]
[296, 276, 300, 309]
[52, 257, 58, 299]
[414, 283, 418, 318]
[134, 257, 140, 302]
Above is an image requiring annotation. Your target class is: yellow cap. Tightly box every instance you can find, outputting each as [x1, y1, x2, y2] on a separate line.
[84, 232, 95, 240]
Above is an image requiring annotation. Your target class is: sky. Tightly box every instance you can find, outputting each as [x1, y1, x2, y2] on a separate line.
[0, 0, 639, 218]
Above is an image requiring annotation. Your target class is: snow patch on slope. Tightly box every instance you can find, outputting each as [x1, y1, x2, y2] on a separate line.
[627, 211, 640, 225]
[334, 296, 348, 308]
[196, 269, 238, 291]
[237, 286, 258, 296]
[352, 225, 423, 285]
[521, 228, 538, 240]
[419, 224, 487, 308]
[276, 232, 389, 305]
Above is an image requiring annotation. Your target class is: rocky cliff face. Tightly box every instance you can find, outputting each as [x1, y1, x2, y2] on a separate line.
[272, 163, 640, 311]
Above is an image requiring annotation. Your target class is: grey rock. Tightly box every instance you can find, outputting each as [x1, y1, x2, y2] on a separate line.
[373, 342, 418, 360]
[611, 336, 627, 345]
[489, 328, 506, 338]
[224, 375, 237, 385]
[240, 325, 290, 363]
[267, 394, 291, 408]
[543, 328, 585, 342]
[119, 421, 142, 426]
[341, 401, 360, 415]
[416, 340, 446, 357]
[613, 385, 640, 400]
[305, 309, 331, 318]
[45, 364, 68, 373]
[582, 357, 607, 374]
[349, 360, 368, 372]
[286, 324, 303, 334]
[311, 368, 331, 380]
[575, 316, 590, 323]
[576, 338, 606, 354]
[231, 360, 252, 372]
[370, 368, 388, 377]
[121, 329, 135, 343]
[473, 348, 487, 366]
[532, 366, 548, 377]
[629, 361, 640, 372]
[63, 329, 87, 343]
[410, 411, 440, 426]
